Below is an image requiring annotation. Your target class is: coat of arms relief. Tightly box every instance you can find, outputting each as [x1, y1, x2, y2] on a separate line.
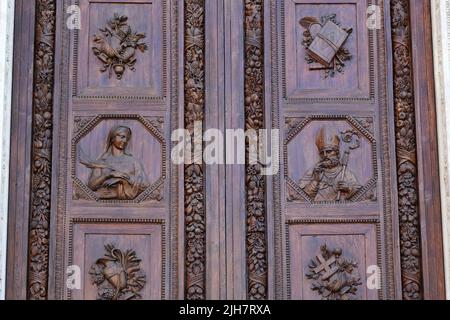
[306, 244, 362, 300]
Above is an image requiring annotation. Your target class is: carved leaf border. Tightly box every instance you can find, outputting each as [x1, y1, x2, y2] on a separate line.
[184, 0, 206, 300]
[245, 0, 268, 300]
[390, 0, 423, 300]
[28, 0, 56, 300]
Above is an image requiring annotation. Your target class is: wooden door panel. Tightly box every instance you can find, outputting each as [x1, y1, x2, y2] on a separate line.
[287, 222, 378, 300]
[285, 117, 377, 205]
[70, 220, 164, 300]
[7, 0, 445, 300]
[49, 0, 180, 299]
[76, 0, 165, 99]
[284, 0, 371, 101]
[71, 115, 165, 205]
[269, 0, 396, 299]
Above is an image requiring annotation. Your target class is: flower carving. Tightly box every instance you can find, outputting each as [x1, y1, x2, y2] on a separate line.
[89, 244, 146, 300]
[92, 14, 148, 79]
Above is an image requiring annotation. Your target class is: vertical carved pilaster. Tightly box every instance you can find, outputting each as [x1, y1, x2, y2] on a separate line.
[28, 0, 56, 300]
[390, 0, 423, 300]
[184, 0, 206, 300]
[244, 0, 268, 300]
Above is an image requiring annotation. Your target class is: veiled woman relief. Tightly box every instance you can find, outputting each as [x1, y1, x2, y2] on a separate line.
[80, 125, 150, 200]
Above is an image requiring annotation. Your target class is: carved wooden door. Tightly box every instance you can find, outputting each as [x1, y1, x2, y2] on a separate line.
[7, 0, 445, 300]
[30, 0, 182, 300]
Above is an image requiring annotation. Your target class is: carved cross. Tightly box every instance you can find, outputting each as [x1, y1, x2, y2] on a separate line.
[313, 254, 339, 280]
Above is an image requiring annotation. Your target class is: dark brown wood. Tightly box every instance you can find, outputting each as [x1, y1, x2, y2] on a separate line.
[5, 0, 446, 300]
[184, 0, 206, 300]
[244, 0, 268, 300]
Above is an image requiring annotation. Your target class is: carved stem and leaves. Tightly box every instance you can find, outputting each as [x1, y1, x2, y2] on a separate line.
[245, 0, 268, 300]
[390, 0, 423, 300]
[28, 0, 56, 300]
[184, 0, 206, 300]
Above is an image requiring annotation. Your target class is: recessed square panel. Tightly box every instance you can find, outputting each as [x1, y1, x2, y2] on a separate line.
[285, 116, 377, 203]
[283, 0, 373, 101]
[287, 222, 379, 300]
[75, 0, 165, 100]
[69, 221, 164, 300]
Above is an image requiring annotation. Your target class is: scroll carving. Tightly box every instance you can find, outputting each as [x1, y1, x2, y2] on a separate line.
[299, 14, 353, 77]
[92, 14, 148, 80]
[89, 244, 146, 300]
[390, 0, 423, 300]
[306, 244, 362, 300]
[245, 0, 268, 300]
[184, 0, 206, 300]
[28, 0, 56, 300]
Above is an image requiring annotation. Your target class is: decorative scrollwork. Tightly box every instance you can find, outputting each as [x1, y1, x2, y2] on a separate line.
[390, 0, 423, 300]
[28, 0, 56, 300]
[89, 244, 146, 300]
[92, 14, 148, 80]
[245, 0, 268, 300]
[184, 0, 206, 300]
[306, 244, 362, 300]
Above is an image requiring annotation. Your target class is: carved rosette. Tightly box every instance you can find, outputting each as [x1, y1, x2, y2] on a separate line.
[28, 0, 56, 300]
[245, 0, 268, 300]
[390, 0, 423, 300]
[89, 244, 146, 300]
[184, 0, 206, 300]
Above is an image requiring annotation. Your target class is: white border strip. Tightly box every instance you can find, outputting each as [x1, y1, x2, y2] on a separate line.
[0, 0, 15, 300]
[432, 0, 450, 300]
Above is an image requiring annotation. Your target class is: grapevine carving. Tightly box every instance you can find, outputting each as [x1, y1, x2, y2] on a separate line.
[184, 0, 206, 300]
[245, 0, 268, 300]
[390, 0, 423, 300]
[28, 0, 56, 300]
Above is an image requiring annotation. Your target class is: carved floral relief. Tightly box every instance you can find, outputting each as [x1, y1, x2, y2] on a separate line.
[92, 14, 148, 80]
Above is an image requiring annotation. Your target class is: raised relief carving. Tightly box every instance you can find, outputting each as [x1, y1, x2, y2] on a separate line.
[28, 0, 56, 300]
[89, 244, 146, 300]
[80, 126, 150, 200]
[245, 0, 268, 300]
[390, 0, 423, 300]
[184, 0, 206, 300]
[92, 14, 148, 80]
[299, 128, 362, 202]
[306, 244, 362, 300]
[299, 14, 353, 77]
[286, 117, 377, 204]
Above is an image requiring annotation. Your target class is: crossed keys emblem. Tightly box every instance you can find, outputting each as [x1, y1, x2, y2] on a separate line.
[306, 244, 362, 300]
[299, 14, 353, 77]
